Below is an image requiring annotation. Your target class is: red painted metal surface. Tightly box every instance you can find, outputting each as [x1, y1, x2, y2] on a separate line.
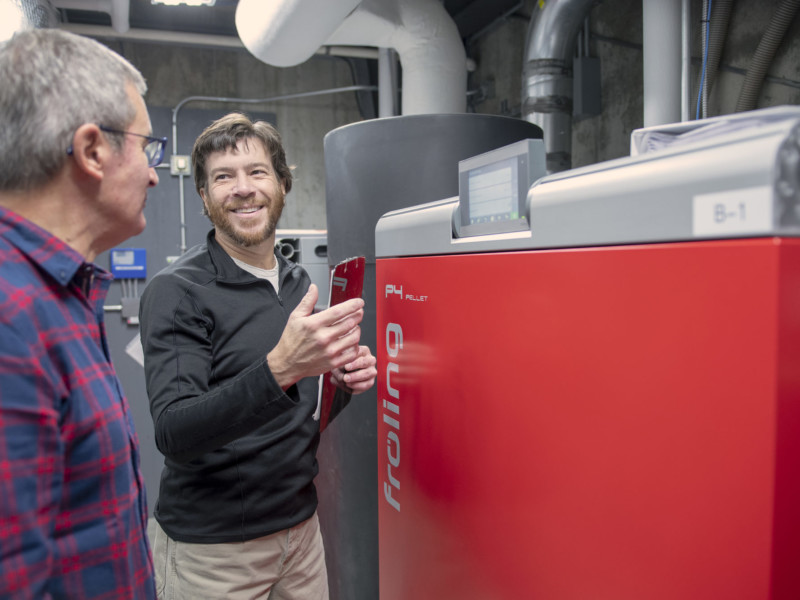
[376, 238, 800, 600]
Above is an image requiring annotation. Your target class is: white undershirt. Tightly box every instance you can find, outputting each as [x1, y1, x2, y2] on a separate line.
[232, 256, 279, 293]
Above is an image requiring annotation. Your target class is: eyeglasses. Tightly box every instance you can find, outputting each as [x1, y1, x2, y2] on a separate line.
[66, 125, 168, 168]
[99, 125, 168, 168]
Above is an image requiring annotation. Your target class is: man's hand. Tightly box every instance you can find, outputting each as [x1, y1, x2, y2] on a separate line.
[330, 345, 377, 394]
[267, 284, 365, 390]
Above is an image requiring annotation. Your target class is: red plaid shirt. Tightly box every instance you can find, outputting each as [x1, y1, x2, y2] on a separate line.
[0, 206, 155, 599]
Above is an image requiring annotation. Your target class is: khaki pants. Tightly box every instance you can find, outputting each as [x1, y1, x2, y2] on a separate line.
[151, 513, 329, 600]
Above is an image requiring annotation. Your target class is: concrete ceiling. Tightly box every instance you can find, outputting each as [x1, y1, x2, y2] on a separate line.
[57, 0, 525, 45]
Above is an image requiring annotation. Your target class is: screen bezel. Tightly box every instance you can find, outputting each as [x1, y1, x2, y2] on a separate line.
[458, 151, 531, 238]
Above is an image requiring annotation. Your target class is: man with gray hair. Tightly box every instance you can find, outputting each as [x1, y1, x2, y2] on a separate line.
[0, 29, 162, 599]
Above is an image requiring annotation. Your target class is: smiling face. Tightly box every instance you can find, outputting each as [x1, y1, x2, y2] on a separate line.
[200, 137, 286, 254]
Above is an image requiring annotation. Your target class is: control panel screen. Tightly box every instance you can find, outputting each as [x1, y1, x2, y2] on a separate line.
[467, 156, 519, 225]
[457, 139, 544, 238]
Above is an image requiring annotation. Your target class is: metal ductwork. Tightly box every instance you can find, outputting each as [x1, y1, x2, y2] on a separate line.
[236, 0, 466, 115]
[522, 0, 599, 173]
[235, 0, 363, 67]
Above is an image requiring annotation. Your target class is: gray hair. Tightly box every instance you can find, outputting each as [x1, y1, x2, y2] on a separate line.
[0, 29, 147, 191]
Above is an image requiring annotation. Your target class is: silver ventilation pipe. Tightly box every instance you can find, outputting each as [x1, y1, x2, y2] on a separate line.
[522, 0, 599, 173]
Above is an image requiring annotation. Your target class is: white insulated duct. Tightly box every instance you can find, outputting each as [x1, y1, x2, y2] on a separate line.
[326, 0, 466, 114]
[51, 0, 129, 33]
[236, 0, 466, 115]
[1, 0, 59, 41]
[236, 0, 362, 68]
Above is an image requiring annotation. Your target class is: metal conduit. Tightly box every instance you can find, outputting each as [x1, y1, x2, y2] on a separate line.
[696, 0, 734, 119]
[703, 0, 733, 116]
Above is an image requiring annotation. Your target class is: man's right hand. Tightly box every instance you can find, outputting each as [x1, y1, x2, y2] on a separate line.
[266, 284, 365, 390]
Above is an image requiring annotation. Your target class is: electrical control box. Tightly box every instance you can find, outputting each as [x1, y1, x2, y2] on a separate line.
[110, 248, 147, 279]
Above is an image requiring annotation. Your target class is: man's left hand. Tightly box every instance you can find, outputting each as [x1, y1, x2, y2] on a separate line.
[331, 345, 377, 394]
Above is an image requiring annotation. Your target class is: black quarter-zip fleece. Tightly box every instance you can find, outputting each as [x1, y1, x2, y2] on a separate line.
[139, 229, 320, 543]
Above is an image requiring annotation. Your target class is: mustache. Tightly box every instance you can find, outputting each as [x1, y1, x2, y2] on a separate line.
[227, 201, 267, 210]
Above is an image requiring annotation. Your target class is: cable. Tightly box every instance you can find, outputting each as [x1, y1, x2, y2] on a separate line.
[695, 0, 713, 120]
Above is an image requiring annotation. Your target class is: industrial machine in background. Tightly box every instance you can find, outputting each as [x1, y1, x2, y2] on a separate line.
[274, 229, 329, 311]
[375, 106, 800, 599]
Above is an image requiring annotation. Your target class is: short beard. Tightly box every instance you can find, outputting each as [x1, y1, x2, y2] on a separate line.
[206, 188, 285, 248]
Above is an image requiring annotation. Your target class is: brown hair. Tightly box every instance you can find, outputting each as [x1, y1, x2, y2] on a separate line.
[191, 113, 293, 208]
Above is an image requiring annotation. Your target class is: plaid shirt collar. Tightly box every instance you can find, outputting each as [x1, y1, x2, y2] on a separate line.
[0, 204, 112, 288]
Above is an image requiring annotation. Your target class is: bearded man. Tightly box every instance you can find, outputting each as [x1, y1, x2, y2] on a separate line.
[139, 113, 376, 600]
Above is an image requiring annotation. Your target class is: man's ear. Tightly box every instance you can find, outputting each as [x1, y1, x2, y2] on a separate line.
[69, 124, 107, 181]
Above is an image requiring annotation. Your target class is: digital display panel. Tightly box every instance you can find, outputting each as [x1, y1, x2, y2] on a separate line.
[457, 139, 544, 238]
[467, 156, 519, 225]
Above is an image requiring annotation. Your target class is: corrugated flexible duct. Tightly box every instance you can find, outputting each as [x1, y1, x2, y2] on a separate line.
[522, 0, 599, 173]
[735, 0, 800, 113]
[236, 0, 466, 115]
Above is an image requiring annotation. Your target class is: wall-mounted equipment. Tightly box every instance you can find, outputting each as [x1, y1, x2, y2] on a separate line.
[274, 230, 328, 311]
[108, 247, 147, 326]
[110, 248, 147, 279]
